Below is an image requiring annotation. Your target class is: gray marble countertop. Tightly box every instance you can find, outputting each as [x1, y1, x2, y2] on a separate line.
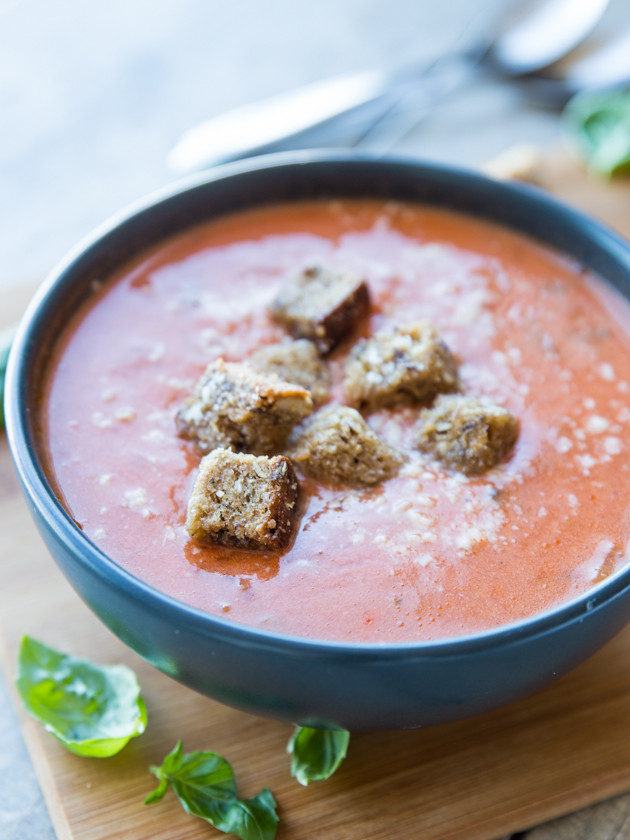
[1, 1, 629, 838]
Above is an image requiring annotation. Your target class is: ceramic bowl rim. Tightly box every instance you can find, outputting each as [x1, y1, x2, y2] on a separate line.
[6, 149, 630, 660]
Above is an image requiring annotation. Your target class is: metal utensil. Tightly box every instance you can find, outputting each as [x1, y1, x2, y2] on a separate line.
[168, 0, 610, 173]
[518, 27, 630, 104]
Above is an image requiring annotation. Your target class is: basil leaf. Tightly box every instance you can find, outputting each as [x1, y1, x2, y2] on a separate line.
[16, 635, 147, 757]
[565, 89, 630, 177]
[146, 741, 278, 840]
[287, 725, 350, 786]
[0, 326, 15, 430]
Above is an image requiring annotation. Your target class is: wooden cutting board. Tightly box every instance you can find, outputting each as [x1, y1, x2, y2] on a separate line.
[3, 147, 630, 840]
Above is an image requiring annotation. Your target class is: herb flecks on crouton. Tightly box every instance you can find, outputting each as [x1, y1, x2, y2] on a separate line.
[186, 449, 299, 550]
[415, 394, 518, 475]
[176, 359, 313, 454]
[344, 320, 459, 409]
[269, 265, 370, 354]
[250, 338, 332, 404]
[289, 405, 403, 486]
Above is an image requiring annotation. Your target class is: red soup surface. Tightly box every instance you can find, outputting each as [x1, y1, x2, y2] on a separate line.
[43, 199, 630, 642]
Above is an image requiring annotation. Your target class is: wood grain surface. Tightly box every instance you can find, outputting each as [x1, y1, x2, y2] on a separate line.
[2, 150, 630, 840]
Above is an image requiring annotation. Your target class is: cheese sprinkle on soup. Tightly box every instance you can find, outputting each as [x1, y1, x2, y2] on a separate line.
[43, 200, 630, 642]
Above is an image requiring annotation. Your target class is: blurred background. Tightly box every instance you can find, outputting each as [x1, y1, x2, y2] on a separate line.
[1, 1, 630, 838]
[5, 0, 629, 289]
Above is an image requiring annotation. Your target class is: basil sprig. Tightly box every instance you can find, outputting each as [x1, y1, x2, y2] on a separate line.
[146, 741, 278, 840]
[16, 635, 147, 757]
[287, 725, 350, 786]
[565, 88, 630, 177]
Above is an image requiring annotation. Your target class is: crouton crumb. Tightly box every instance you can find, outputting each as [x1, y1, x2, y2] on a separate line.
[176, 359, 313, 454]
[289, 405, 403, 486]
[415, 394, 518, 475]
[249, 338, 332, 404]
[269, 265, 370, 354]
[186, 449, 299, 550]
[344, 320, 459, 409]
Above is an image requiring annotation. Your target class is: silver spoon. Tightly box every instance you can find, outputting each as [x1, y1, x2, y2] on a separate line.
[168, 0, 610, 174]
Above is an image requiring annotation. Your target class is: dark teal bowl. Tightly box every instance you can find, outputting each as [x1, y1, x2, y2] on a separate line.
[6, 152, 630, 730]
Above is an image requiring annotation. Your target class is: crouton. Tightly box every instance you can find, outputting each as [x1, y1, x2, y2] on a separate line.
[415, 394, 518, 475]
[344, 321, 459, 409]
[186, 449, 299, 550]
[269, 265, 370, 354]
[176, 359, 313, 454]
[249, 339, 332, 404]
[289, 405, 403, 486]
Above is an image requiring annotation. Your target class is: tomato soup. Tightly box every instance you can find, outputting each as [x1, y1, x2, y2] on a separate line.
[43, 200, 630, 642]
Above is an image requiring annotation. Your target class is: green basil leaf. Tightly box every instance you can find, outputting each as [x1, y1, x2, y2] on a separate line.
[0, 326, 15, 430]
[287, 725, 350, 786]
[143, 776, 169, 805]
[146, 741, 278, 840]
[16, 635, 147, 757]
[565, 88, 630, 177]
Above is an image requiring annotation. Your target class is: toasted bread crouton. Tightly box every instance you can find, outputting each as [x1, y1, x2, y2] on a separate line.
[415, 394, 518, 475]
[269, 265, 370, 354]
[186, 449, 299, 549]
[289, 405, 403, 486]
[176, 359, 313, 454]
[250, 339, 332, 404]
[344, 321, 458, 409]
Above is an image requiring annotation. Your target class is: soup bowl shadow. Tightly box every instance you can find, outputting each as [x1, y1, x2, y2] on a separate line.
[6, 151, 630, 731]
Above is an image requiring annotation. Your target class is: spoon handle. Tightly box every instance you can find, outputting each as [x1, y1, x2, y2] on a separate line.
[167, 0, 611, 173]
[167, 50, 478, 175]
[351, 52, 477, 155]
[167, 70, 393, 174]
